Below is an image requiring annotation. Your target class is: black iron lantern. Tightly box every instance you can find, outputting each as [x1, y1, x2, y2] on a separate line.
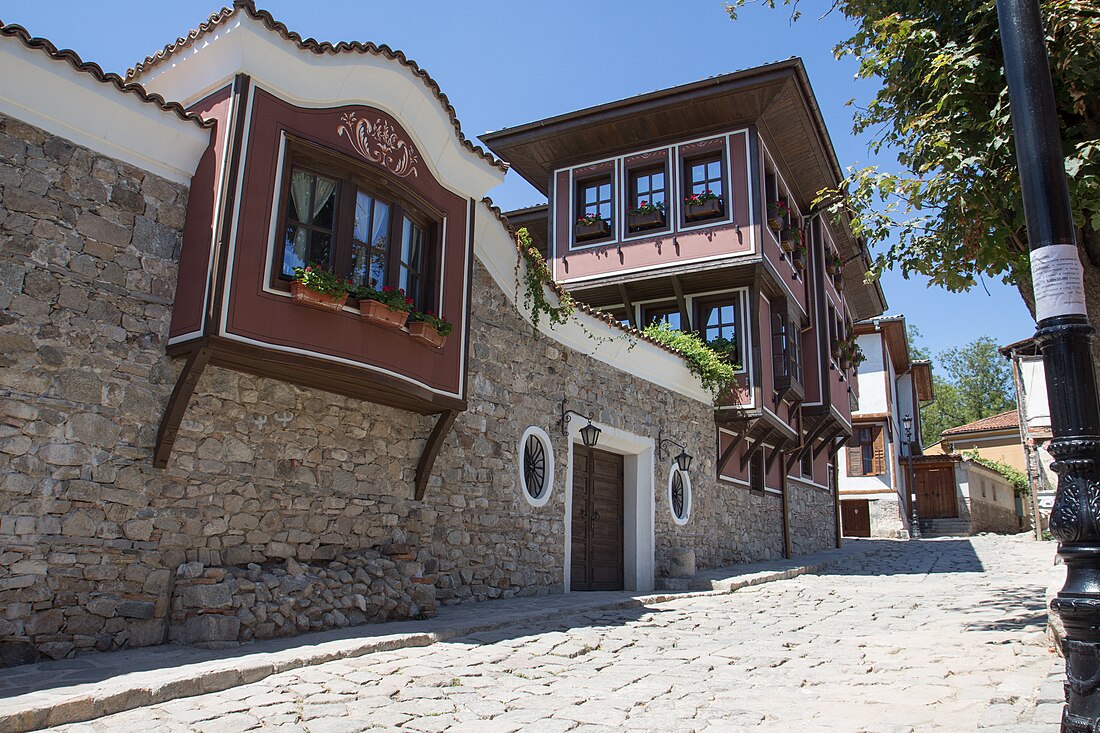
[579, 420, 602, 448]
[902, 414, 913, 434]
[658, 430, 692, 473]
[560, 399, 601, 447]
[675, 449, 693, 473]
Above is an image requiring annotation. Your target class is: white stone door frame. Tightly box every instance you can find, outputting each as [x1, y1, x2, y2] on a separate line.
[563, 417, 656, 593]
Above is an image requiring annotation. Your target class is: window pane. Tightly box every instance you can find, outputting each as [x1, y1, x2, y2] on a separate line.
[312, 179, 337, 229]
[309, 231, 332, 268]
[371, 200, 391, 251]
[653, 171, 665, 189]
[585, 186, 597, 204]
[401, 218, 423, 271]
[368, 247, 387, 289]
[353, 191, 374, 243]
[282, 225, 308, 276]
[287, 169, 310, 223]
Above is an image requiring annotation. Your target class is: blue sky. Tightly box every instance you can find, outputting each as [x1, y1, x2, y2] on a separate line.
[0, 0, 1037, 359]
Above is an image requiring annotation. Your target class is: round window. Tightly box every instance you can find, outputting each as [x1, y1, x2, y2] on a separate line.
[668, 465, 692, 525]
[518, 426, 554, 507]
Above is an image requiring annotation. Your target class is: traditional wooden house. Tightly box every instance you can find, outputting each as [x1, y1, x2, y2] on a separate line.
[483, 61, 888, 550]
[836, 316, 934, 537]
[0, 2, 857, 664]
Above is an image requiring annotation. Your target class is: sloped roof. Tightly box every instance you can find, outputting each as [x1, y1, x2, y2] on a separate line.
[126, 0, 505, 172]
[0, 22, 211, 129]
[941, 410, 1020, 437]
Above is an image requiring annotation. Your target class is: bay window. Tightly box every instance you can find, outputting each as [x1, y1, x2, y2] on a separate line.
[274, 145, 439, 312]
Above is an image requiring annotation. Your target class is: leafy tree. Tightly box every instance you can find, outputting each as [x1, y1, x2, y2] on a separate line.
[907, 328, 1016, 445]
[726, 0, 1100, 370]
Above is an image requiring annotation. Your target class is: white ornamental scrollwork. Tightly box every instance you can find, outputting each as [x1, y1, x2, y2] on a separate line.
[337, 112, 419, 179]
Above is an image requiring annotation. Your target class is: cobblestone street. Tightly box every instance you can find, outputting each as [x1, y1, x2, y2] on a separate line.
[45, 536, 1059, 733]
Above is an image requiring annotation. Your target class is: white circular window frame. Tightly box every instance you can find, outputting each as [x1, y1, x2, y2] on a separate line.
[667, 463, 692, 525]
[518, 426, 555, 508]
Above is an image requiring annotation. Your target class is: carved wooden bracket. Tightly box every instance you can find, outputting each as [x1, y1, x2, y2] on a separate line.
[154, 346, 212, 469]
[414, 410, 458, 501]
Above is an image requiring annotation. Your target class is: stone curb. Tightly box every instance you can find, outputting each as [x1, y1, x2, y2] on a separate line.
[0, 540, 888, 732]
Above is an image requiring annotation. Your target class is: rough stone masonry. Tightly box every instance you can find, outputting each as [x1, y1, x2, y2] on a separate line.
[0, 112, 836, 665]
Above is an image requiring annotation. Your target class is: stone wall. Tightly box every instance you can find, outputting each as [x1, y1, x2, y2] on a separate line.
[0, 115, 837, 665]
[788, 481, 839, 556]
[869, 495, 907, 539]
[970, 498, 1021, 534]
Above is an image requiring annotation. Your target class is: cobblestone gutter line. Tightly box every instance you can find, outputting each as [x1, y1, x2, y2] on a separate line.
[0, 540, 891, 733]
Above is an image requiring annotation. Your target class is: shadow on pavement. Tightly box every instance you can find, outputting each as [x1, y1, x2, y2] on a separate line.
[956, 584, 1049, 633]
[814, 538, 987, 576]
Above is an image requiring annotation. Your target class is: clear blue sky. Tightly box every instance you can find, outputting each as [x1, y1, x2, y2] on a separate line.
[0, 0, 1037, 360]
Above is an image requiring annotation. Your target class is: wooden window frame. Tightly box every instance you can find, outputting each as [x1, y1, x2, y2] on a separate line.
[750, 448, 765, 492]
[574, 174, 614, 246]
[626, 165, 669, 234]
[681, 151, 726, 226]
[272, 141, 441, 313]
[695, 294, 743, 367]
[848, 426, 885, 477]
[642, 302, 682, 330]
[772, 306, 803, 391]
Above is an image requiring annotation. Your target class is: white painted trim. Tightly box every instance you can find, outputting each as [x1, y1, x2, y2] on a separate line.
[0, 37, 208, 184]
[563, 419, 655, 593]
[518, 426, 555, 508]
[136, 15, 504, 198]
[667, 463, 692, 526]
[475, 205, 713, 405]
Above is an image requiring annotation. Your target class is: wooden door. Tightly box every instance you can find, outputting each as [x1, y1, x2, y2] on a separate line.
[915, 465, 958, 518]
[841, 500, 871, 537]
[571, 446, 624, 591]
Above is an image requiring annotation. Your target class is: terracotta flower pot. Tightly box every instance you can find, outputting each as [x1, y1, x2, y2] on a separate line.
[359, 299, 409, 329]
[291, 281, 348, 313]
[408, 321, 447, 348]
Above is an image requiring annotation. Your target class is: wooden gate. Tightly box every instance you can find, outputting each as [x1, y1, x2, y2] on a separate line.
[841, 499, 871, 537]
[571, 446, 624, 591]
[913, 461, 959, 519]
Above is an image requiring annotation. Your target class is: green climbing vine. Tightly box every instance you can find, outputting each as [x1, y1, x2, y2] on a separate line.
[514, 227, 574, 334]
[961, 449, 1030, 496]
[641, 322, 738, 398]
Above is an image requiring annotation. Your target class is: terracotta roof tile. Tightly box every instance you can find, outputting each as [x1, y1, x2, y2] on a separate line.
[0, 23, 211, 129]
[126, 1, 506, 172]
[940, 409, 1020, 437]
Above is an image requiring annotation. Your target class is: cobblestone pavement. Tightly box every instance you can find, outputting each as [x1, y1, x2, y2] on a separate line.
[49, 536, 1060, 733]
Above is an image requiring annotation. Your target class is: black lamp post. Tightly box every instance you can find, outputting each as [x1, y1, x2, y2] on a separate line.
[560, 399, 602, 447]
[902, 415, 920, 540]
[658, 430, 694, 473]
[997, 1, 1100, 729]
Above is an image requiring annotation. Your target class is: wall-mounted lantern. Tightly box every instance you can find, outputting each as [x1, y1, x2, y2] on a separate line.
[560, 399, 601, 447]
[658, 430, 693, 472]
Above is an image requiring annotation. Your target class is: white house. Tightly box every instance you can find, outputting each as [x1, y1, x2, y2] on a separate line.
[838, 316, 933, 537]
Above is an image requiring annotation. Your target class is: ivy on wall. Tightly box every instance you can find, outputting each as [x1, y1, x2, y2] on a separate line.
[511, 226, 737, 402]
[962, 449, 1030, 496]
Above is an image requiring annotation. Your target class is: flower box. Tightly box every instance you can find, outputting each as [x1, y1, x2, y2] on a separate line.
[780, 235, 795, 254]
[768, 216, 785, 233]
[359, 299, 409, 329]
[575, 219, 610, 242]
[684, 198, 724, 222]
[834, 274, 845, 291]
[627, 210, 665, 231]
[408, 321, 447, 348]
[291, 281, 348, 313]
[830, 339, 841, 360]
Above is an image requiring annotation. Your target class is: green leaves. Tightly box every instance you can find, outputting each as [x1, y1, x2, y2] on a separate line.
[641, 322, 738, 399]
[730, 0, 1100, 303]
